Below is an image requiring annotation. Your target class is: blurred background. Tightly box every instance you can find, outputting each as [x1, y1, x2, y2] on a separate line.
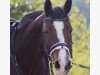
[10, 0, 90, 75]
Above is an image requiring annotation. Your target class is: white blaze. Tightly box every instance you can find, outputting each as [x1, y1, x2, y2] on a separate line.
[53, 21, 65, 43]
[53, 21, 68, 74]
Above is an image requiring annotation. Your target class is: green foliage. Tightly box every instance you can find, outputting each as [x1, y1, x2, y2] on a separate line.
[69, 7, 90, 75]
[10, 0, 64, 20]
[10, 0, 90, 75]
[10, 0, 34, 19]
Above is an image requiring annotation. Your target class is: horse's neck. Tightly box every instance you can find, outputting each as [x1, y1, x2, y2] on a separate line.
[29, 55, 49, 75]
[15, 14, 49, 75]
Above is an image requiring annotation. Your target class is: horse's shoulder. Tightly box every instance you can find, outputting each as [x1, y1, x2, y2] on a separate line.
[18, 10, 44, 29]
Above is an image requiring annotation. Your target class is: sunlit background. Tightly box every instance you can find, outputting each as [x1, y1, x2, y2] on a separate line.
[10, 0, 90, 75]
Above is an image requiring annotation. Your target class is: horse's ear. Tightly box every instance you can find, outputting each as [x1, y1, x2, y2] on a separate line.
[44, 0, 52, 15]
[63, 0, 72, 15]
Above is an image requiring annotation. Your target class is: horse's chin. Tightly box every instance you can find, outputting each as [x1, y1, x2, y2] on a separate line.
[55, 70, 69, 75]
[53, 68, 70, 75]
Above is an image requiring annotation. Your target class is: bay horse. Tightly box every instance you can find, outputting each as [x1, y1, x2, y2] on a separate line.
[10, 0, 73, 75]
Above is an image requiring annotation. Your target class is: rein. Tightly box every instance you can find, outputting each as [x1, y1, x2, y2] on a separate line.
[68, 57, 90, 70]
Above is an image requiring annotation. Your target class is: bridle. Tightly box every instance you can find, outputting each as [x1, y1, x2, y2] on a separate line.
[43, 17, 72, 58]
[42, 17, 73, 75]
[49, 42, 71, 60]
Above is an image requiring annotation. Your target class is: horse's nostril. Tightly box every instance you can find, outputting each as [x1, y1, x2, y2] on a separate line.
[65, 61, 71, 70]
[55, 61, 60, 69]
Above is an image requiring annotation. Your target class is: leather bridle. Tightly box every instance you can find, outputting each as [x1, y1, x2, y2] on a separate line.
[43, 17, 72, 59]
[49, 43, 71, 59]
[42, 17, 73, 75]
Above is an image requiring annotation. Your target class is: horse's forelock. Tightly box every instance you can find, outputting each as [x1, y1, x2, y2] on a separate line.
[51, 7, 67, 19]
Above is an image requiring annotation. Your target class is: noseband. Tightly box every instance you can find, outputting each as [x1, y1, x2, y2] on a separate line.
[49, 42, 70, 59]
[44, 42, 71, 75]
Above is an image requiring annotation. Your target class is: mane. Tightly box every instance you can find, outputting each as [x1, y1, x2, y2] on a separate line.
[18, 10, 43, 29]
[51, 7, 67, 19]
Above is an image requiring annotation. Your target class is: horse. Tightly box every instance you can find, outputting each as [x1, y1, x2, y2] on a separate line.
[10, 0, 73, 75]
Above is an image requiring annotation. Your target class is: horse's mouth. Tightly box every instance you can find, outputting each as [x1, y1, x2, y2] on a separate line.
[50, 61, 72, 75]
